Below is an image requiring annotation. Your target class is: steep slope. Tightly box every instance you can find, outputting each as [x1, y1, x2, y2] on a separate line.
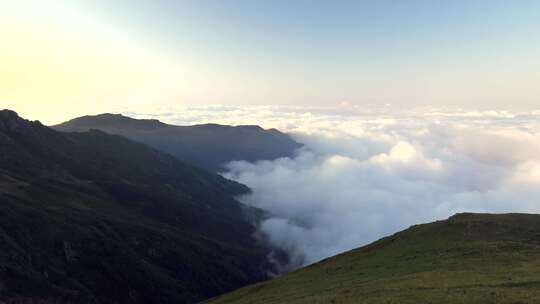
[54, 114, 301, 171]
[208, 213, 540, 304]
[0, 110, 275, 304]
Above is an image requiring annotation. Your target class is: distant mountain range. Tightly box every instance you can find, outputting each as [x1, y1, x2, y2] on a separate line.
[54, 114, 301, 172]
[208, 213, 540, 303]
[0, 110, 278, 304]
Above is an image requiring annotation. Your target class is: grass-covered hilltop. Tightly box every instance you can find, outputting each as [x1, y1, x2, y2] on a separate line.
[208, 213, 540, 304]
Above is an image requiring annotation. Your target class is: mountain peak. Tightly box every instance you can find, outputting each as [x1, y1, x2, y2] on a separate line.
[92, 113, 126, 119]
[0, 109, 38, 134]
[0, 109, 19, 118]
[57, 113, 167, 131]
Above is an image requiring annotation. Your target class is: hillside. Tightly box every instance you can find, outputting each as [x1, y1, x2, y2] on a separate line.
[53, 114, 301, 171]
[208, 213, 540, 304]
[0, 110, 276, 304]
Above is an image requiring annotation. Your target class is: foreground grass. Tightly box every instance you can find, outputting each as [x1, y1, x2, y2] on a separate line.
[208, 213, 540, 304]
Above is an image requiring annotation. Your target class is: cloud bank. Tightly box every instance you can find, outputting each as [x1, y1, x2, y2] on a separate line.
[127, 105, 540, 270]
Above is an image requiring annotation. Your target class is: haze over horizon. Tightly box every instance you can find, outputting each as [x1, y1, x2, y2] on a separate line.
[48, 104, 540, 268]
[2, 0, 540, 124]
[126, 105, 540, 268]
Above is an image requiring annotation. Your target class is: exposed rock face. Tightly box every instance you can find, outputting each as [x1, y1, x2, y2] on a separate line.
[62, 241, 79, 263]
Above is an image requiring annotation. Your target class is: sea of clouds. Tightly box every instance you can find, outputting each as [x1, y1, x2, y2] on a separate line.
[125, 104, 540, 270]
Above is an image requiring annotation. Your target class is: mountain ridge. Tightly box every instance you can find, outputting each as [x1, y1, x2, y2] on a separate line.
[54, 113, 302, 172]
[0, 109, 276, 304]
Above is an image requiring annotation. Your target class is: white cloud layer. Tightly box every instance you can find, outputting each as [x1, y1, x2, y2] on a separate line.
[126, 105, 540, 269]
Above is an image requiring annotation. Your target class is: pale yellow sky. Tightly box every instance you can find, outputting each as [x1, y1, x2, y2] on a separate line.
[0, 1, 191, 123]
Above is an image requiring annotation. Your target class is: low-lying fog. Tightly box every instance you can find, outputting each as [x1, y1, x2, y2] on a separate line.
[129, 105, 540, 270]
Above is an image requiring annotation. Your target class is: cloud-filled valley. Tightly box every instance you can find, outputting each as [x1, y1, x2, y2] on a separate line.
[127, 105, 540, 269]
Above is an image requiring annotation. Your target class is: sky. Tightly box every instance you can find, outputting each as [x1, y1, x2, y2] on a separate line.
[1, 0, 540, 124]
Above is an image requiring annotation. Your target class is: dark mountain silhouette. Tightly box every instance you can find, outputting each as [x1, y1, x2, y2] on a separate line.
[209, 213, 540, 304]
[0, 110, 276, 304]
[54, 114, 301, 172]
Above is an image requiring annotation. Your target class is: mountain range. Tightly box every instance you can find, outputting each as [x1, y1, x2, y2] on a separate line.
[3, 110, 540, 304]
[0, 110, 278, 303]
[54, 114, 301, 172]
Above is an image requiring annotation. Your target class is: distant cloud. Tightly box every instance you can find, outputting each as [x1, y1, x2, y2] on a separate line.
[131, 105, 540, 270]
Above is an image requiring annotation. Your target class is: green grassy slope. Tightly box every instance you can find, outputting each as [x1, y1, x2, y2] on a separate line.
[53, 113, 302, 172]
[208, 213, 540, 304]
[0, 110, 275, 304]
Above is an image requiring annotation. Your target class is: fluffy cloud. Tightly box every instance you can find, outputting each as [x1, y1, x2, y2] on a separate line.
[127, 105, 540, 270]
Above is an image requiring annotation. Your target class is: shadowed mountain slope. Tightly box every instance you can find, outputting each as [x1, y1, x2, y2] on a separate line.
[54, 114, 301, 172]
[208, 213, 540, 304]
[0, 110, 275, 304]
